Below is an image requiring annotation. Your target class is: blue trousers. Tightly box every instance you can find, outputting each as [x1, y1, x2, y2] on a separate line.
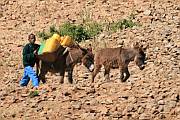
[20, 66, 39, 87]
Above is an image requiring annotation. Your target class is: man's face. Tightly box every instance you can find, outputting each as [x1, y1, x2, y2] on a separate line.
[28, 34, 36, 44]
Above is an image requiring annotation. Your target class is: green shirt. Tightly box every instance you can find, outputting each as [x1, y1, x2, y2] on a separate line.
[23, 43, 40, 67]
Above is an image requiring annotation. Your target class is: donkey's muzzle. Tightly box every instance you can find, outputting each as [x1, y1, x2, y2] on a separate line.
[89, 64, 94, 72]
[139, 64, 145, 70]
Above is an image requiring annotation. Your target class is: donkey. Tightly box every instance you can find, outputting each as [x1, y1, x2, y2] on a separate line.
[37, 45, 94, 84]
[92, 43, 146, 83]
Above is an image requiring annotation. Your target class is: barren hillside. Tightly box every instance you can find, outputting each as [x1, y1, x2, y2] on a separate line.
[0, 0, 180, 120]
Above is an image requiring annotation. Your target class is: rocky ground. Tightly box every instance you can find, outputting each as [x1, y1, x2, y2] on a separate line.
[0, 0, 180, 120]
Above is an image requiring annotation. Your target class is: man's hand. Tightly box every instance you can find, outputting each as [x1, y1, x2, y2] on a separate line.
[34, 49, 39, 60]
[34, 49, 38, 55]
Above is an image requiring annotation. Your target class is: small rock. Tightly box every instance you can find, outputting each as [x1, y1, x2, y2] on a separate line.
[31, 102, 38, 108]
[11, 15, 16, 20]
[48, 97, 54, 101]
[100, 106, 108, 114]
[153, 47, 159, 52]
[177, 114, 180, 119]
[158, 100, 165, 105]
[64, 92, 71, 96]
[98, 33, 105, 41]
[40, 111, 47, 116]
[158, 105, 164, 112]
[144, 10, 151, 16]
[165, 43, 174, 48]
[120, 95, 129, 100]
[21, 93, 29, 97]
[171, 94, 179, 101]
[164, 101, 177, 111]
[86, 88, 95, 94]
[139, 113, 151, 120]
[0, 96, 5, 100]
[11, 113, 16, 118]
[112, 111, 123, 118]
[81, 113, 96, 120]
[126, 106, 135, 112]
[71, 101, 81, 110]
[158, 114, 166, 119]
[138, 107, 145, 114]
[89, 99, 98, 106]
[105, 99, 113, 105]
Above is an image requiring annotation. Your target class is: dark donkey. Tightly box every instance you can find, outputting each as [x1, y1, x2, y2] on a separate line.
[92, 43, 146, 83]
[38, 45, 94, 84]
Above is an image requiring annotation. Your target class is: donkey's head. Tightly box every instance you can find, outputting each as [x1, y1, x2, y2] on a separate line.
[133, 43, 146, 70]
[81, 51, 94, 72]
[80, 44, 94, 72]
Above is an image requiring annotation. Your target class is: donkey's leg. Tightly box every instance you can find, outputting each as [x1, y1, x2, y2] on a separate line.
[59, 69, 65, 84]
[66, 66, 74, 84]
[122, 67, 130, 82]
[39, 66, 48, 84]
[104, 66, 110, 81]
[120, 67, 124, 81]
[92, 64, 101, 83]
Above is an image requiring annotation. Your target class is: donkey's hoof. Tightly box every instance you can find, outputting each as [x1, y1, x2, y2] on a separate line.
[91, 79, 95, 83]
[68, 80, 73, 84]
[121, 79, 127, 82]
[90, 83, 95, 88]
[60, 81, 64, 84]
[41, 80, 46, 84]
[105, 78, 110, 82]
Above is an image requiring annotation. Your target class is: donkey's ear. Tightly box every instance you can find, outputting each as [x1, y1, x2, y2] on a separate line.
[87, 44, 93, 52]
[132, 42, 140, 48]
[142, 44, 149, 51]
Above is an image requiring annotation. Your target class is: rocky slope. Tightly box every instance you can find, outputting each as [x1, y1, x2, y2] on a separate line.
[0, 0, 180, 119]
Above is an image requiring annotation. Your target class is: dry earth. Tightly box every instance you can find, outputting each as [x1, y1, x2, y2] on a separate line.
[0, 0, 180, 120]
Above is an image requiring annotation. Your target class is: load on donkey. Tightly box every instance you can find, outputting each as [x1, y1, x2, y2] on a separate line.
[36, 34, 94, 84]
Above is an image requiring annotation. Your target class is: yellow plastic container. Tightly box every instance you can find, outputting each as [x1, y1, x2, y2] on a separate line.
[37, 33, 62, 62]
[59, 36, 75, 47]
[42, 34, 61, 53]
[51, 33, 61, 41]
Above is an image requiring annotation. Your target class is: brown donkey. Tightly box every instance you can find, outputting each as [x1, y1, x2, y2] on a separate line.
[92, 43, 146, 83]
[38, 45, 94, 84]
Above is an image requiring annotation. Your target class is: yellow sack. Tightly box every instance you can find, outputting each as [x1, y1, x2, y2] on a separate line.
[59, 36, 75, 47]
[42, 33, 61, 53]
